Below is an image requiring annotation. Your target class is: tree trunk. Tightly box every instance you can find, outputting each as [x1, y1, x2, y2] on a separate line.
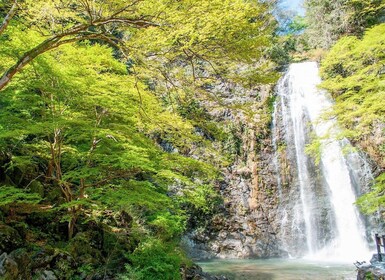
[68, 210, 77, 240]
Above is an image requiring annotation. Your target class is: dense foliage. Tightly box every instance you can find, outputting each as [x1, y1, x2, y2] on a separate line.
[0, 0, 278, 279]
[320, 24, 385, 166]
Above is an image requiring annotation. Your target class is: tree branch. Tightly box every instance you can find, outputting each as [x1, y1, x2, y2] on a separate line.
[0, 0, 18, 36]
[0, 13, 158, 91]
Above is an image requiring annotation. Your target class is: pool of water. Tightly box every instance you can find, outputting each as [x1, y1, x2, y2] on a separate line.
[198, 259, 357, 280]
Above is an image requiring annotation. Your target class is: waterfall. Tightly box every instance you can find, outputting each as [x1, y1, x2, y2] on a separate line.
[274, 62, 372, 262]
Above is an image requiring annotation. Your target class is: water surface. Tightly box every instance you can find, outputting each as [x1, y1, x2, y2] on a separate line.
[198, 259, 357, 280]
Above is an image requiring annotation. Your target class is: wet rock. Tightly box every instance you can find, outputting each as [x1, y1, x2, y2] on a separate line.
[356, 254, 385, 280]
[371, 253, 385, 264]
[357, 264, 385, 280]
[180, 78, 288, 259]
[181, 265, 228, 280]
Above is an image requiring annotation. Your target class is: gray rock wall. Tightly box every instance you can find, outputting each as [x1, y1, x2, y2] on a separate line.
[184, 82, 287, 259]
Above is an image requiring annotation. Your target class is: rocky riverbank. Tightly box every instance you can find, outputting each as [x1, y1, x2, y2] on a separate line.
[181, 265, 228, 280]
[357, 254, 385, 280]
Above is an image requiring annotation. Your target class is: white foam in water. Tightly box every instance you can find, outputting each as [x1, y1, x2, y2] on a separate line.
[276, 62, 371, 262]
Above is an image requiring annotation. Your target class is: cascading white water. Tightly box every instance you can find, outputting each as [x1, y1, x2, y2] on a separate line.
[274, 62, 371, 262]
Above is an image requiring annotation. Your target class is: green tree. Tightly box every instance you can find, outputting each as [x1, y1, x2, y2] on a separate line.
[0, 33, 220, 239]
[304, 0, 385, 49]
[0, 0, 159, 90]
[0, 1, 279, 277]
[0, 0, 276, 91]
[304, 0, 352, 48]
[320, 24, 385, 214]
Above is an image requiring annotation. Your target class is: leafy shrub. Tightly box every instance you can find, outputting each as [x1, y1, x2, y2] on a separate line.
[120, 239, 184, 280]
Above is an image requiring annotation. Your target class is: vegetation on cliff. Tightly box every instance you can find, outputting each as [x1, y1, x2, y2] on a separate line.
[324, 24, 385, 214]
[320, 24, 385, 169]
[304, 0, 385, 49]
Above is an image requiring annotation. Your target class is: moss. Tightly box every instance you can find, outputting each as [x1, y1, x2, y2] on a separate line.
[365, 271, 374, 280]
[0, 224, 23, 252]
[28, 181, 44, 197]
[68, 232, 103, 265]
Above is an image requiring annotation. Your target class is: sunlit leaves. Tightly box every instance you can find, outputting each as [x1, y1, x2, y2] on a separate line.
[320, 24, 385, 149]
[0, 185, 41, 206]
[356, 174, 385, 214]
[320, 24, 385, 214]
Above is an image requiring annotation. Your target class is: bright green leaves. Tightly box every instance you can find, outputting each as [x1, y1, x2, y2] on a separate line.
[128, 0, 277, 94]
[14, 0, 153, 35]
[0, 25, 222, 237]
[123, 238, 185, 280]
[0, 1, 280, 277]
[348, 0, 385, 28]
[320, 24, 385, 157]
[0, 0, 277, 92]
[135, 0, 273, 61]
[89, 180, 186, 242]
[0, 185, 41, 206]
[320, 24, 385, 215]
[356, 173, 385, 214]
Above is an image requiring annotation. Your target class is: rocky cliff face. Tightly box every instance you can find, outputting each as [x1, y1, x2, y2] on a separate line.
[183, 70, 382, 260]
[183, 81, 288, 259]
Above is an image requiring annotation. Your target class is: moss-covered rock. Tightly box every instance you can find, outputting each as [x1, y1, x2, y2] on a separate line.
[0, 252, 19, 280]
[8, 248, 31, 278]
[29, 181, 45, 198]
[0, 224, 23, 253]
[34, 269, 58, 280]
[68, 232, 103, 265]
[30, 246, 57, 270]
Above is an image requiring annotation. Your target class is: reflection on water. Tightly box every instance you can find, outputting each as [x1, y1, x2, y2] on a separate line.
[198, 259, 356, 280]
